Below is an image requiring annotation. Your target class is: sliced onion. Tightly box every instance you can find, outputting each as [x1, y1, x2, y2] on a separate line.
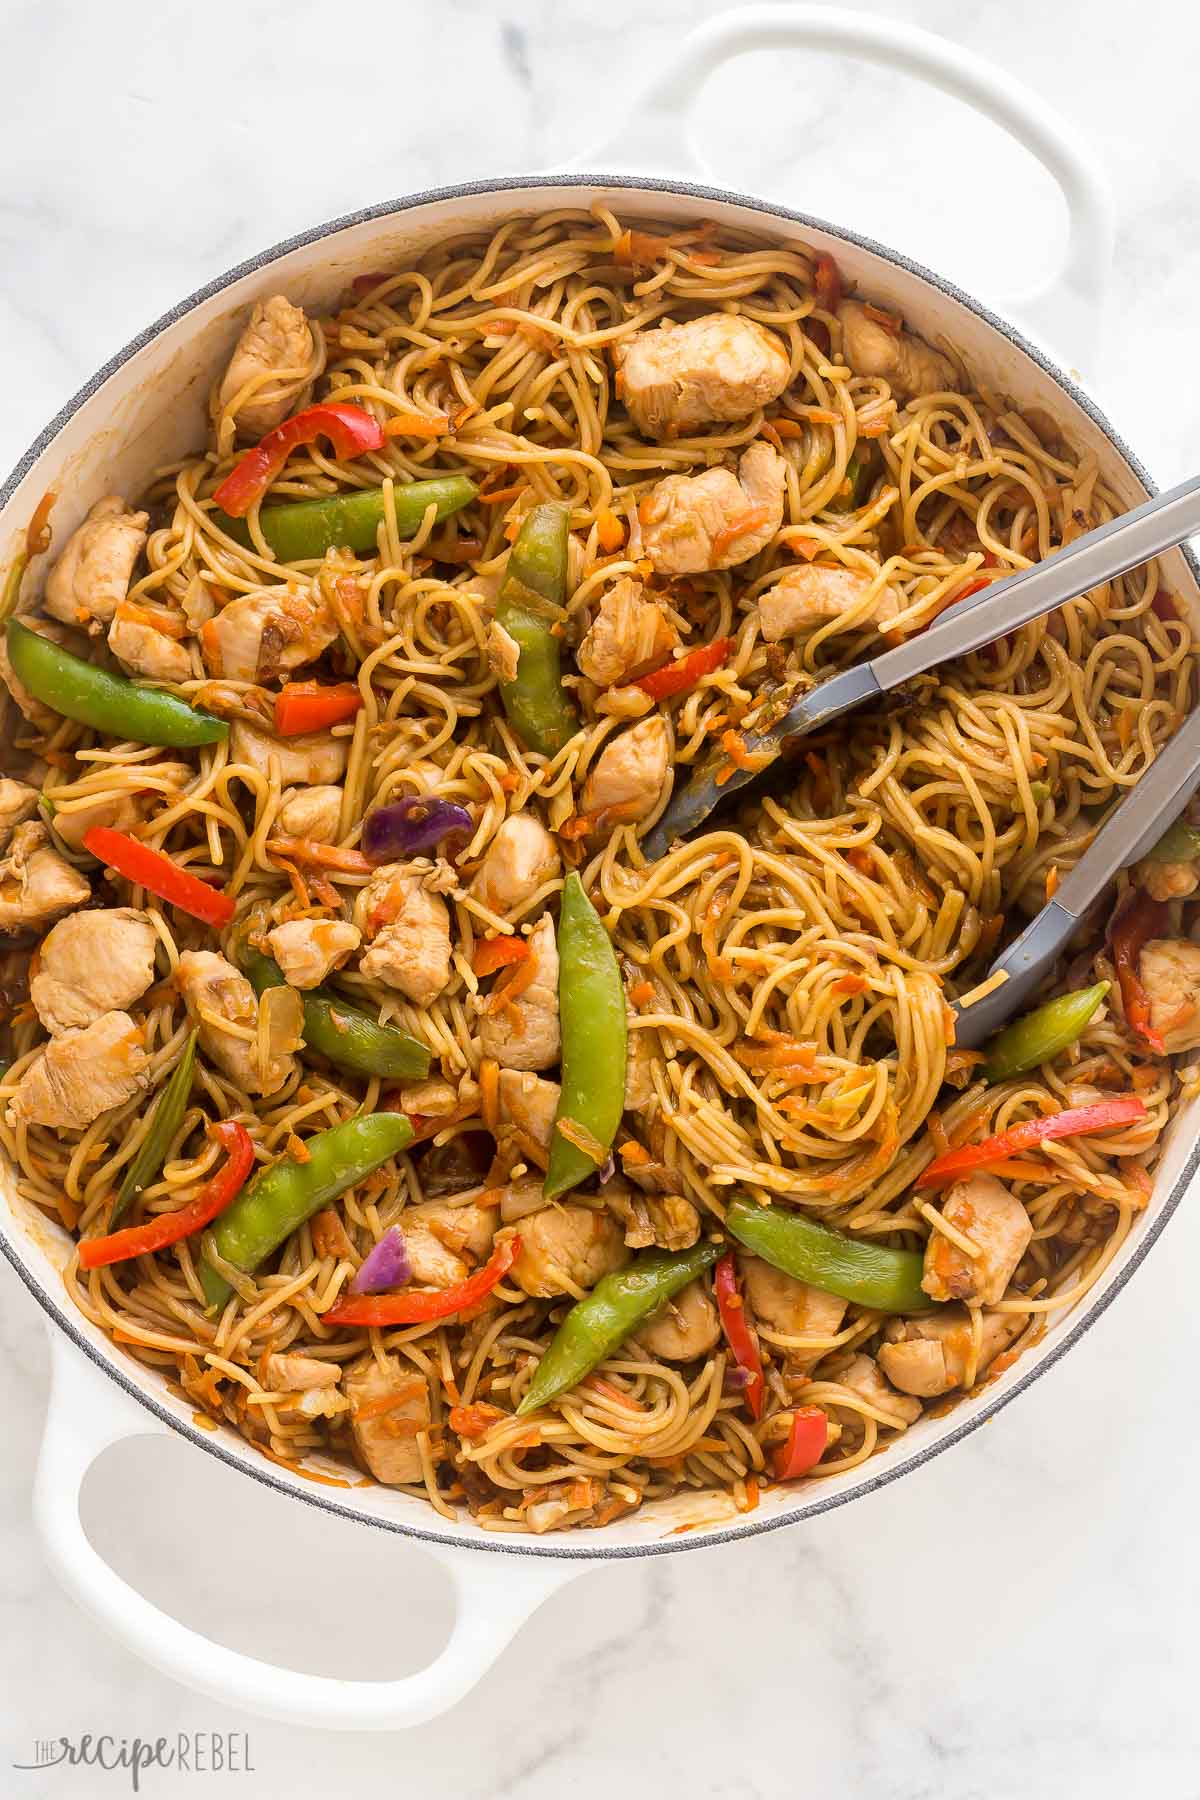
[350, 1225, 412, 1294]
[363, 797, 473, 862]
[597, 1153, 616, 1185]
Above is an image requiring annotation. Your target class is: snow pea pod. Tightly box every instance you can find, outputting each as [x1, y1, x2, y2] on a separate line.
[544, 872, 627, 1200]
[516, 1238, 723, 1414]
[6, 618, 227, 747]
[110, 1030, 198, 1228]
[200, 1111, 414, 1310]
[243, 948, 431, 1082]
[495, 502, 579, 757]
[983, 981, 1110, 1084]
[1141, 818, 1200, 863]
[725, 1196, 929, 1313]
[211, 474, 477, 562]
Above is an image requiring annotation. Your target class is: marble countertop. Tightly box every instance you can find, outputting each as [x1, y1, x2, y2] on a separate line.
[2, 0, 1198, 1792]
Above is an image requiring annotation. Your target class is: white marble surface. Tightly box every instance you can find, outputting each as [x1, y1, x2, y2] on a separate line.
[3, 0, 1199, 1791]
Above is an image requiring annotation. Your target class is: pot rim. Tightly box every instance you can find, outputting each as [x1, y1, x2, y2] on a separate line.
[3, 170, 1196, 1562]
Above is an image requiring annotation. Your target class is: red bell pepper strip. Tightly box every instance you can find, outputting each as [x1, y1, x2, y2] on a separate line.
[212, 403, 386, 518]
[274, 681, 363, 737]
[79, 1121, 255, 1269]
[83, 825, 235, 928]
[322, 1235, 520, 1327]
[634, 637, 733, 701]
[915, 1095, 1148, 1189]
[772, 1406, 829, 1480]
[1109, 891, 1170, 1052]
[472, 935, 531, 978]
[714, 1251, 764, 1419]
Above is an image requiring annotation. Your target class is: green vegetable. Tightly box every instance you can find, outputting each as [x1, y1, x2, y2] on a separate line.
[494, 502, 579, 757]
[243, 948, 431, 1082]
[200, 1112, 414, 1310]
[517, 1239, 722, 1414]
[983, 981, 1110, 1085]
[725, 1195, 928, 1313]
[1141, 817, 1200, 864]
[6, 618, 228, 748]
[544, 872, 627, 1200]
[211, 474, 477, 562]
[828, 443, 876, 513]
[111, 1030, 198, 1228]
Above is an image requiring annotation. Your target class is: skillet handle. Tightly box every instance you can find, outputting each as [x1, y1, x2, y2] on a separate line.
[33, 1332, 582, 1729]
[578, 3, 1113, 370]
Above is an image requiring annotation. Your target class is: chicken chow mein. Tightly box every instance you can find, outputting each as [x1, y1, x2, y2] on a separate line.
[1, 204, 1196, 1534]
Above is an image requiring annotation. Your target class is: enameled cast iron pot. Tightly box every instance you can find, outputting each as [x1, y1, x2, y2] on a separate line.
[3, 5, 1196, 1731]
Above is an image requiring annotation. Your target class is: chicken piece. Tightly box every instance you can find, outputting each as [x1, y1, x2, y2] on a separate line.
[357, 864, 452, 1007]
[1139, 938, 1200, 1052]
[878, 1307, 1024, 1398]
[200, 587, 337, 685]
[741, 1254, 848, 1378]
[637, 1279, 721, 1362]
[266, 918, 361, 989]
[510, 1203, 629, 1298]
[834, 1353, 922, 1426]
[277, 784, 344, 841]
[107, 607, 193, 685]
[615, 313, 791, 438]
[758, 562, 900, 641]
[345, 1357, 430, 1486]
[262, 1353, 340, 1393]
[498, 1069, 560, 1158]
[176, 948, 295, 1096]
[838, 300, 959, 402]
[606, 1183, 700, 1250]
[0, 778, 38, 848]
[581, 716, 671, 826]
[470, 814, 560, 918]
[395, 1076, 460, 1118]
[921, 1174, 1033, 1307]
[478, 912, 560, 1071]
[7, 1010, 149, 1130]
[43, 497, 149, 628]
[576, 579, 680, 686]
[30, 908, 158, 1035]
[486, 620, 521, 683]
[214, 295, 317, 439]
[640, 442, 785, 576]
[229, 720, 348, 787]
[49, 761, 193, 850]
[1136, 857, 1200, 902]
[0, 822, 90, 933]
[403, 1197, 496, 1288]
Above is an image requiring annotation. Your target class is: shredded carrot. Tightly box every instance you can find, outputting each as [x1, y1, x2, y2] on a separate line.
[115, 599, 187, 638]
[584, 1375, 646, 1412]
[479, 1058, 500, 1133]
[766, 415, 806, 439]
[944, 1049, 984, 1077]
[354, 1380, 426, 1423]
[846, 847, 873, 877]
[977, 914, 1004, 958]
[629, 979, 655, 1007]
[555, 1116, 608, 1161]
[480, 481, 525, 506]
[833, 972, 867, 996]
[473, 935, 530, 978]
[779, 529, 822, 559]
[1045, 864, 1059, 900]
[927, 1112, 950, 1157]
[1116, 708, 1134, 749]
[487, 316, 556, 352]
[449, 1402, 504, 1439]
[710, 505, 771, 562]
[595, 507, 625, 553]
[614, 228, 673, 266]
[383, 411, 449, 439]
[619, 1140, 651, 1167]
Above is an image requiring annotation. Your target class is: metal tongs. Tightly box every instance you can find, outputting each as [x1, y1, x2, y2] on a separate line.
[642, 472, 1200, 1047]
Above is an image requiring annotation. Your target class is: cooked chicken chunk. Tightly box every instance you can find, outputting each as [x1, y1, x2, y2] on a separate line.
[31, 908, 158, 1035]
[615, 313, 791, 438]
[201, 587, 337, 685]
[8, 1010, 149, 1130]
[266, 918, 361, 989]
[834, 1352, 922, 1425]
[479, 912, 560, 1071]
[176, 949, 295, 1096]
[576, 579, 679, 687]
[215, 295, 317, 439]
[357, 864, 452, 1007]
[758, 562, 900, 641]
[878, 1307, 1024, 1398]
[403, 1197, 496, 1288]
[498, 1068, 560, 1157]
[107, 606, 192, 684]
[394, 1076, 460, 1118]
[0, 822, 90, 933]
[741, 1254, 848, 1378]
[277, 784, 344, 840]
[470, 815, 560, 918]
[49, 762, 192, 850]
[0, 778, 38, 848]
[43, 497, 149, 628]
[345, 1357, 430, 1486]
[581, 715, 671, 825]
[229, 720, 348, 787]
[637, 1279, 721, 1361]
[641, 442, 785, 575]
[1140, 938, 1200, 1051]
[263, 1353, 340, 1392]
[1136, 856, 1200, 902]
[839, 300, 959, 401]
[510, 1203, 628, 1298]
[607, 1184, 700, 1250]
[921, 1174, 1033, 1306]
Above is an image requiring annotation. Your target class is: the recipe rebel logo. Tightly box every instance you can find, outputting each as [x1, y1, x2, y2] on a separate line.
[12, 1733, 255, 1790]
